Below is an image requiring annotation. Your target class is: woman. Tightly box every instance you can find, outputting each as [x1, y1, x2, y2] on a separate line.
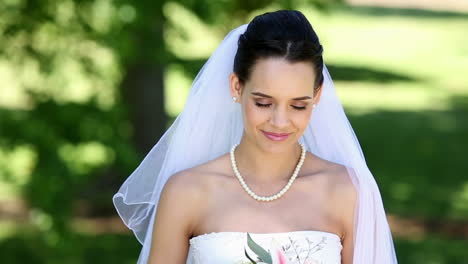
[113, 10, 398, 264]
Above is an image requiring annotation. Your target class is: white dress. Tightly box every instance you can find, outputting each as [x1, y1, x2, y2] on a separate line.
[186, 230, 342, 264]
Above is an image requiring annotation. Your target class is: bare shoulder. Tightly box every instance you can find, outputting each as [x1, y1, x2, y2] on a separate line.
[166, 154, 230, 189]
[302, 153, 357, 210]
[306, 154, 357, 238]
[164, 165, 213, 193]
[155, 168, 208, 237]
[162, 157, 225, 207]
[160, 153, 231, 213]
[148, 166, 211, 262]
[161, 169, 206, 205]
[307, 153, 354, 194]
[308, 156, 358, 259]
[149, 154, 230, 262]
[327, 162, 357, 202]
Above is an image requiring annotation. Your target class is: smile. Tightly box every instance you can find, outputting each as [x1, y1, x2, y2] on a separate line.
[261, 130, 291, 141]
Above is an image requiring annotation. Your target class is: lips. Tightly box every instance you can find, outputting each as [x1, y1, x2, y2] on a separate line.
[261, 130, 291, 141]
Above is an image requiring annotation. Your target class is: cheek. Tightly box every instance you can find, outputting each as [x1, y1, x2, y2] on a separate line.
[243, 103, 265, 127]
[292, 110, 313, 130]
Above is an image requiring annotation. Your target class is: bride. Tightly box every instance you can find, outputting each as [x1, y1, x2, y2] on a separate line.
[113, 10, 398, 264]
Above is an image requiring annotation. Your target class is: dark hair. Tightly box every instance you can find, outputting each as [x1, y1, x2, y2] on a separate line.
[233, 10, 324, 91]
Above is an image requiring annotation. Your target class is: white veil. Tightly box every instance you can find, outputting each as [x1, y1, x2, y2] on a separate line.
[113, 23, 398, 263]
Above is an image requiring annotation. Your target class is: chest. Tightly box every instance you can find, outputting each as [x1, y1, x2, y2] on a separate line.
[194, 176, 339, 236]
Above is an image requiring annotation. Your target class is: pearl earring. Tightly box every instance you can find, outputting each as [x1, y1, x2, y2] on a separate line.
[232, 96, 237, 102]
[312, 103, 317, 108]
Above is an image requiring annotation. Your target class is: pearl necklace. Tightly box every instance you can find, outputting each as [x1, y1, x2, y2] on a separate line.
[230, 143, 306, 202]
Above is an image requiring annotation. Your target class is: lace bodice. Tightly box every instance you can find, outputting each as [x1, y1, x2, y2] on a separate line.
[186, 230, 342, 264]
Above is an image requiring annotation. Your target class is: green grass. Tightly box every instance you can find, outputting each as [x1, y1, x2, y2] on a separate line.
[395, 235, 468, 264]
[0, 231, 141, 264]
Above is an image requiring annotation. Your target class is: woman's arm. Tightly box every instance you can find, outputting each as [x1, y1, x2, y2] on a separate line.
[340, 183, 356, 264]
[148, 170, 204, 264]
[332, 166, 357, 264]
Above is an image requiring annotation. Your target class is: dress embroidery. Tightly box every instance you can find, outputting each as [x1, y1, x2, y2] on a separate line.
[187, 231, 342, 264]
[280, 236, 327, 264]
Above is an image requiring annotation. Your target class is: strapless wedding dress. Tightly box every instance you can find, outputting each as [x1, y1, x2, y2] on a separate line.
[186, 230, 342, 264]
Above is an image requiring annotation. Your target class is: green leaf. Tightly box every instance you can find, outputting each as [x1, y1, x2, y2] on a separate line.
[244, 247, 258, 263]
[246, 233, 272, 264]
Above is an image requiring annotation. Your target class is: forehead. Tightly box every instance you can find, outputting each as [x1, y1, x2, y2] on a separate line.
[246, 57, 316, 97]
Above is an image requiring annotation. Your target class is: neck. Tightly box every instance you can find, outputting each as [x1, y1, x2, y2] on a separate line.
[232, 135, 303, 185]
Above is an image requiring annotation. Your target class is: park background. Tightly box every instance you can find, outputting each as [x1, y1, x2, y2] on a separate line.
[0, 0, 467, 263]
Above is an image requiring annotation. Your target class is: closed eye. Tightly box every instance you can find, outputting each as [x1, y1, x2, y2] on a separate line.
[292, 105, 307, 110]
[255, 102, 271, 108]
[255, 103, 307, 111]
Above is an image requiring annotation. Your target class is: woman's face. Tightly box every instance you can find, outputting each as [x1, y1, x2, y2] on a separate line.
[230, 57, 322, 152]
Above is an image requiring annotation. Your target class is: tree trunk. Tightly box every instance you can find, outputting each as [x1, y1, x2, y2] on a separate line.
[122, 63, 166, 156]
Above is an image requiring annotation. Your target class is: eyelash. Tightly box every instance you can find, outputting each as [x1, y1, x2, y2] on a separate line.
[255, 102, 307, 111]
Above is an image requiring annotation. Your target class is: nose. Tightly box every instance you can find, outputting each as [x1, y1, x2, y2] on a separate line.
[269, 105, 290, 128]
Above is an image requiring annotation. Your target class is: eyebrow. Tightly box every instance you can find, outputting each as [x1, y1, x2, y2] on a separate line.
[251, 92, 312, 101]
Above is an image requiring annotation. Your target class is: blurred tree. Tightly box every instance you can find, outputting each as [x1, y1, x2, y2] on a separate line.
[0, 0, 342, 249]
